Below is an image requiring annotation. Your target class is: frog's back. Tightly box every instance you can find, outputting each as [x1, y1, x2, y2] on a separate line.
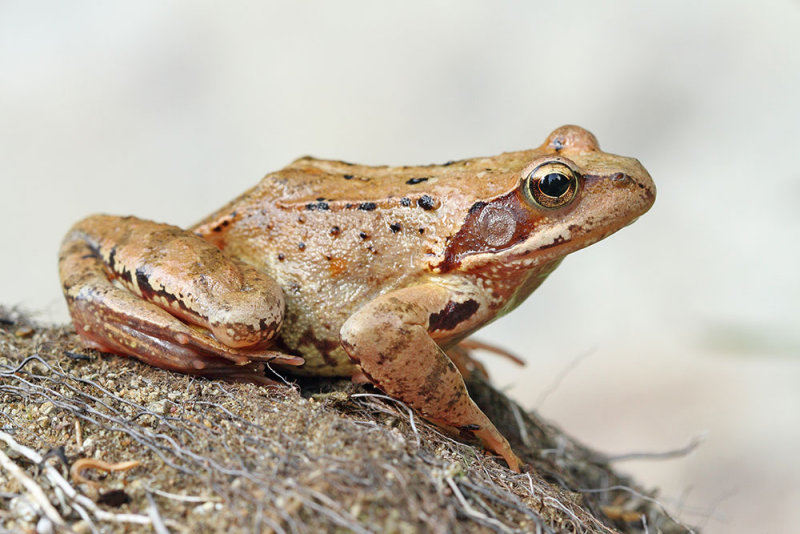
[189, 152, 532, 375]
[217, 153, 529, 207]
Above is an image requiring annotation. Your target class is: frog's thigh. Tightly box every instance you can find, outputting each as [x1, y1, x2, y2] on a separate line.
[339, 283, 521, 471]
[59, 215, 297, 380]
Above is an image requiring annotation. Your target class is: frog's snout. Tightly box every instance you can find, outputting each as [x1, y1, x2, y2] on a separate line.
[627, 158, 656, 210]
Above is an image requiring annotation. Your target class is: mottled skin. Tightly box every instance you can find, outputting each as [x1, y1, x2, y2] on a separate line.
[59, 126, 655, 471]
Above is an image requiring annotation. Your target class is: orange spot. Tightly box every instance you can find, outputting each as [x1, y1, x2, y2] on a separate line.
[328, 256, 348, 276]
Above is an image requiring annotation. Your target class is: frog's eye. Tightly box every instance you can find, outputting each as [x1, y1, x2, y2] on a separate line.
[524, 162, 580, 209]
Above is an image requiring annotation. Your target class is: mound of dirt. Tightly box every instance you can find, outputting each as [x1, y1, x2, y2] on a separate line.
[0, 306, 693, 533]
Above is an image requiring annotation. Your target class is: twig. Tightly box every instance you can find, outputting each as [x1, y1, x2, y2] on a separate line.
[146, 491, 170, 534]
[446, 477, 513, 534]
[600, 434, 706, 463]
[351, 393, 421, 449]
[508, 402, 531, 448]
[542, 496, 585, 528]
[74, 418, 83, 449]
[534, 347, 595, 409]
[145, 486, 222, 503]
[0, 447, 65, 528]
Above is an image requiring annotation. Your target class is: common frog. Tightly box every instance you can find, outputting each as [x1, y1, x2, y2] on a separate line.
[59, 125, 655, 471]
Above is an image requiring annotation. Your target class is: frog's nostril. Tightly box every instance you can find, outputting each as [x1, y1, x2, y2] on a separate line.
[610, 172, 633, 184]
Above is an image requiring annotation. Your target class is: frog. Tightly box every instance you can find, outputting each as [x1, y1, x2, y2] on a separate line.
[58, 125, 655, 472]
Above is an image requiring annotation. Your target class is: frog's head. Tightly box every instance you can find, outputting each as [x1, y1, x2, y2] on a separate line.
[438, 125, 655, 275]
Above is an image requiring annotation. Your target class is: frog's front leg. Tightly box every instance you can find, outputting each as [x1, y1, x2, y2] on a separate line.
[59, 215, 302, 381]
[339, 281, 522, 471]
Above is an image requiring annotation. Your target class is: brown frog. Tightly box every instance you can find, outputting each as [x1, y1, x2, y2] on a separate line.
[59, 125, 655, 471]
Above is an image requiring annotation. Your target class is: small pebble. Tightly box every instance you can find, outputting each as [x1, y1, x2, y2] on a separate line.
[14, 326, 34, 337]
[36, 517, 54, 534]
[39, 401, 54, 416]
[10, 496, 37, 522]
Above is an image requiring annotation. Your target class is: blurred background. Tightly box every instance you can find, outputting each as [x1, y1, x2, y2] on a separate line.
[2, 2, 798, 531]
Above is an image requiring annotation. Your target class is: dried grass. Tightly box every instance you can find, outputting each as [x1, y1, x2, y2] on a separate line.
[0, 306, 695, 533]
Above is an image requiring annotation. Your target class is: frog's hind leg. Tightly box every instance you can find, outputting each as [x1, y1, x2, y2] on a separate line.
[340, 283, 522, 472]
[59, 215, 302, 382]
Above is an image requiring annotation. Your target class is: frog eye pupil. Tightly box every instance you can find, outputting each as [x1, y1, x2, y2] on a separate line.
[539, 172, 570, 198]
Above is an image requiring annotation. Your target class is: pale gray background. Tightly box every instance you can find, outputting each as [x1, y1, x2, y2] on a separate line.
[2, 2, 799, 531]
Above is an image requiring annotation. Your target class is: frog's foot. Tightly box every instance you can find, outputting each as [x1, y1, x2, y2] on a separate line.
[340, 283, 522, 472]
[59, 215, 302, 381]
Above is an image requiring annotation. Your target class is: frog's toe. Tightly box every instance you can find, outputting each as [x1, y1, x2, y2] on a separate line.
[472, 426, 522, 472]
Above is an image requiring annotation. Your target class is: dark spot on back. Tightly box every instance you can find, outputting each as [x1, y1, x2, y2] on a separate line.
[277, 253, 285, 261]
[417, 195, 436, 210]
[330, 226, 341, 236]
[359, 232, 368, 240]
[359, 202, 377, 211]
[297, 242, 306, 250]
[343, 174, 354, 180]
[406, 177, 430, 185]
[305, 201, 330, 211]
[389, 223, 401, 233]
[400, 197, 411, 207]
